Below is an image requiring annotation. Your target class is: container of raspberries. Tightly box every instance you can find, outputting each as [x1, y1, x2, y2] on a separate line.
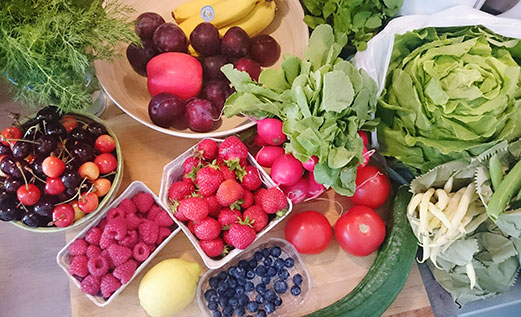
[158, 136, 293, 269]
[56, 181, 180, 306]
[197, 238, 311, 317]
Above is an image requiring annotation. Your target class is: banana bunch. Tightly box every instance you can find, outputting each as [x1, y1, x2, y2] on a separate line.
[172, 0, 277, 39]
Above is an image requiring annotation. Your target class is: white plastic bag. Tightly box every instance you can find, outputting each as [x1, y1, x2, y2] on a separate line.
[353, 5, 521, 96]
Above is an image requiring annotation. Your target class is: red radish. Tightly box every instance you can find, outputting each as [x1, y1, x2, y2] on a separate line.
[306, 172, 325, 199]
[257, 118, 286, 146]
[255, 146, 284, 167]
[360, 145, 375, 168]
[358, 131, 369, 147]
[303, 155, 318, 172]
[280, 177, 308, 204]
[254, 134, 269, 147]
[271, 153, 303, 186]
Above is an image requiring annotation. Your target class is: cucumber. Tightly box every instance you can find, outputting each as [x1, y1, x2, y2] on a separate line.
[308, 187, 417, 317]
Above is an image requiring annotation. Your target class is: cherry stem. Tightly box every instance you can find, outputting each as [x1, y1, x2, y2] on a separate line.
[16, 162, 29, 190]
[54, 177, 88, 206]
[1, 137, 39, 145]
[100, 171, 116, 178]
[26, 168, 46, 184]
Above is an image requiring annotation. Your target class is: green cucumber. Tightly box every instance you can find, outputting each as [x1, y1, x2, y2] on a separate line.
[309, 187, 417, 317]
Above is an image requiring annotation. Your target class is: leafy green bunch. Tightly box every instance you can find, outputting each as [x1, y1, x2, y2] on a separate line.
[0, 0, 137, 112]
[301, 0, 402, 51]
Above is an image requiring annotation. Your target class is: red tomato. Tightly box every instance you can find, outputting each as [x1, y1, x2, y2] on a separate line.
[349, 165, 391, 208]
[284, 211, 332, 254]
[335, 205, 386, 256]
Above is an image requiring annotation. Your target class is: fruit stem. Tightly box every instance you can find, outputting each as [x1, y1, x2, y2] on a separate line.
[55, 177, 88, 206]
[16, 162, 29, 190]
[2, 137, 39, 145]
[100, 171, 116, 178]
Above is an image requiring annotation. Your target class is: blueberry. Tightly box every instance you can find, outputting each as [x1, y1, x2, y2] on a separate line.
[223, 305, 233, 316]
[208, 301, 219, 311]
[236, 285, 245, 296]
[239, 294, 249, 306]
[227, 277, 237, 288]
[264, 289, 277, 301]
[264, 302, 276, 314]
[255, 294, 264, 304]
[212, 311, 222, 317]
[255, 265, 266, 276]
[228, 266, 237, 276]
[274, 258, 285, 270]
[238, 278, 246, 286]
[263, 258, 273, 266]
[270, 246, 281, 257]
[278, 269, 289, 280]
[293, 273, 303, 286]
[267, 266, 277, 277]
[254, 251, 263, 261]
[235, 306, 246, 316]
[219, 296, 229, 307]
[229, 297, 239, 307]
[284, 258, 295, 268]
[246, 270, 256, 279]
[257, 309, 267, 317]
[209, 276, 219, 288]
[290, 285, 301, 296]
[239, 259, 250, 269]
[218, 271, 228, 280]
[248, 259, 258, 268]
[261, 248, 270, 258]
[274, 297, 282, 306]
[245, 281, 254, 292]
[261, 276, 271, 285]
[273, 280, 288, 294]
[247, 301, 259, 313]
[225, 288, 235, 298]
[217, 280, 228, 292]
[204, 289, 218, 302]
[234, 266, 246, 279]
[218, 288, 228, 298]
[256, 283, 266, 294]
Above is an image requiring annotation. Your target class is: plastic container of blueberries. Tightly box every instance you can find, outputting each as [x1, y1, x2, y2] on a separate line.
[56, 181, 181, 307]
[158, 139, 293, 270]
[196, 238, 311, 317]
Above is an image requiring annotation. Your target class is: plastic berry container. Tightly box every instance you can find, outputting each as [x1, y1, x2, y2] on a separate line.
[56, 181, 181, 307]
[196, 238, 311, 317]
[158, 138, 293, 269]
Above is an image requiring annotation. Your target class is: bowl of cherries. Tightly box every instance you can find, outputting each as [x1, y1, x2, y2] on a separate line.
[0, 106, 123, 232]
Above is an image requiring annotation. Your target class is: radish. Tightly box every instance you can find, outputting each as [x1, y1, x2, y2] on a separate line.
[257, 118, 287, 146]
[302, 155, 318, 172]
[358, 131, 369, 147]
[306, 172, 325, 199]
[280, 177, 308, 204]
[360, 145, 375, 168]
[271, 153, 303, 186]
[254, 134, 269, 146]
[255, 146, 284, 168]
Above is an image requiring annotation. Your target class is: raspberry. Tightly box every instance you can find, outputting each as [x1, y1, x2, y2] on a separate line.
[68, 239, 87, 256]
[113, 259, 137, 284]
[104, 218, 127, 241]
[100, 273, 121, 298]
[86, 245, 102, 259]
[147, 244, 157, 254]
[98, 218, 108, 231]
[100, 250, 115, 269]
[132, 242, 149, 262]
[99, 232, 116, 250]
[138, 220, 159, 244]
[126, 212, 142, 231]
[107, 244, 132, 267]
[106, 207, 126, 222]
[85, 227, 102, 246]
[154, 209, 174, 227]
[81, 275, 100, 296]
[146, 204, 162, 221]
[87, 256, 110, 277]
[119, 230, 138, 249]
[69, 255, 88, 278]
[132, 192, 154, 213]
[119, 198, 137, 214]
[157, 227, 171, 245]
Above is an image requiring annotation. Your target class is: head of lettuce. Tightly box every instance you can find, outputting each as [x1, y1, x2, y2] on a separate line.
[378, 26, 521, 173]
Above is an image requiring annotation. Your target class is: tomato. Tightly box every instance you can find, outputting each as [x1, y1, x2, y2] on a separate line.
[284, 210, 332, 254]
[335, 205, 386, 256]
[349, 165, 391, 208]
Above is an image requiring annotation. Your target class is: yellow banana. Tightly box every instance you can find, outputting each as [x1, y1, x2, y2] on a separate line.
[218, 0, 276, 37]
[172, 0, 220, 23]
[178, 0, 257, 38]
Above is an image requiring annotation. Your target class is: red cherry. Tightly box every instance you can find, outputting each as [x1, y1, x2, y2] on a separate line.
[52, 204, 75, 227]
[45, 177, 66, 195]
[60, 115, 78, 133]
[78, 192, 99, 213]
[94, 153, 117, 174]
[42, 156, 66, 178]
[95, 134, 116, 153]
[78, 162, 100, 181]
[17, 184, 41, 206]
[1, 126, 22, 146]
[93, 178, 111, 197]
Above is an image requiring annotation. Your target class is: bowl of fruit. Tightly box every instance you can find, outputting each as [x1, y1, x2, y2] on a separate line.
[94, 0, 309, 138]
[0, 106, 123, 232]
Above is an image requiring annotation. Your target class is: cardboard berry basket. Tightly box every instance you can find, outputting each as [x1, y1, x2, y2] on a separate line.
[56, 181, 181, 307]
[158, 138, 293, 270]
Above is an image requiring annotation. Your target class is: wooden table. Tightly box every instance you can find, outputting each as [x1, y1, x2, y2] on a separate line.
[64, 105, 433, 316]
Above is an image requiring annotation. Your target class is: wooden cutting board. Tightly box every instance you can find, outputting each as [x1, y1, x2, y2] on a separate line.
[66, 105, 432, 316]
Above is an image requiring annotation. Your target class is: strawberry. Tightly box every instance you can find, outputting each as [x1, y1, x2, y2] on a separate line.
[243, 205, 268, 232]
[261, 187, 288, 215]
[178, 196, 209, 221]
[196, 139, 218, 161]
[196, 165, 224, 196]
[217, 208, 241, 228]
[171, 201, 189, 222]
[187, 220, 196, 233]
[183, 156, 202, 174]
[228, 219, 256, 249]
[193, 217, 221, 240]
[254, 188, 267, 206]
[206, 195, 221, 218]
[241, 190, 254, 209]
[241, 165, 262, 191]
[200, 238, 225, 257]
[218, 136, 248, 164]
[216, 179, 244, 206]
[168, 181, 195, 201]
[223, 230, 233, 246]
[219, 163, 236, 180]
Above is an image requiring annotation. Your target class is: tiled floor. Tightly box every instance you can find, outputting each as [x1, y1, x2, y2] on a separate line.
[0, 81, 71, 317]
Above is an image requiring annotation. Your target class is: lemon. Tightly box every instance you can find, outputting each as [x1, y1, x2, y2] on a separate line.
[138, 259, 201, 316]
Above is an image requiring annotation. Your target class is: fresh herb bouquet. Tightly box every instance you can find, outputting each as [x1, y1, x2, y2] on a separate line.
[0, 0, 137, 112]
